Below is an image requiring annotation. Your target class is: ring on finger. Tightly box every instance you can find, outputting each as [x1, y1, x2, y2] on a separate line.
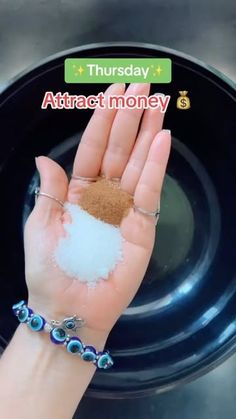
[133, 204, 160, 225]
[71, 174, 99, 182]
[100, 173, 121, 182]
[35, 187, 64, 207]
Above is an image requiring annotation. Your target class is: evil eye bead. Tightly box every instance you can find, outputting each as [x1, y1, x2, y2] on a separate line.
[81, 345, 97, 362]
[50, 327, 67, 344]
[28, 314, 45, 332]
[12, 300, 25, 314]
[65, 320, 75, 330]
[66, 337, 83, 354]
[17, 307, 32, 323]
[96, 352, 114, 369]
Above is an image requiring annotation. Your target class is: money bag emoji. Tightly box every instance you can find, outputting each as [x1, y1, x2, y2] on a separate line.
[176, 91, 191, 110]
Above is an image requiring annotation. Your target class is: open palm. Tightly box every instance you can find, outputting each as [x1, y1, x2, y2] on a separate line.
[24, 83, 171, 338]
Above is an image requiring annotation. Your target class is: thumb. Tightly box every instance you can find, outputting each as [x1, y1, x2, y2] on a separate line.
[34, 156, 68, 220]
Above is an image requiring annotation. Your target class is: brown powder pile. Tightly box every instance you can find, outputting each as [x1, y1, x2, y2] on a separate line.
[80, 178, 133, 226]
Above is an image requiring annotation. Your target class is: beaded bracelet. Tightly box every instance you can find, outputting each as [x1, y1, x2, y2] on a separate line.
[12, 301, 114, 370]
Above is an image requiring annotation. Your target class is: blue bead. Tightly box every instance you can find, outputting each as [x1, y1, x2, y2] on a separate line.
[18, 307, 31, 323]
[65, 320, 75, 330]
[66, 337, 83, 354]
[97, 352, 114, 369]
[50, 327, 67, 344]
[28, 314, 45, 332]
[12, 300, 25, 314]
[81, 345, 97, 362]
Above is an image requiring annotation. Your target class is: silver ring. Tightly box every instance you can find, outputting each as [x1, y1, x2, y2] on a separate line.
[133, 204, 160, 225]
[35, 187, 64, 207]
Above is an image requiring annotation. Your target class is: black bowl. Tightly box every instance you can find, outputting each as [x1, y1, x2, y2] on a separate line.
[0, 42, 236, 398]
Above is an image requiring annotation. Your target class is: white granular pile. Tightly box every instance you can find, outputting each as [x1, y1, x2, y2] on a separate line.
[54, 202, 124, 283]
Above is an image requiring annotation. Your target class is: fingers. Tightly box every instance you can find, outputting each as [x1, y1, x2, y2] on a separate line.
[33, 156, 68, 221]
[133, 130, 171, 215]
[72, 83, 125, 179]
[120, 104, 165, 195]
[100, 83, 150, 179]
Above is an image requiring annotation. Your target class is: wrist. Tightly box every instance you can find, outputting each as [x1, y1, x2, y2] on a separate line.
[27, 297, 109, 346]
[2, 300, 111, 418]
[15, 299, 110, 365]
[16, 322, 107, 359]
[0, 324, 98, 418]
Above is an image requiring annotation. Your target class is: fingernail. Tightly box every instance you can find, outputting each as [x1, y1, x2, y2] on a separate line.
[108, 83, 126, 92]
[163, 129, 171, 135]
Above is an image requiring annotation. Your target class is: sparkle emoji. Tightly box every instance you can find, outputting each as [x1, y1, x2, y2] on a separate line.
[153, 65, 163, 76]
[73, 64, 85, 76]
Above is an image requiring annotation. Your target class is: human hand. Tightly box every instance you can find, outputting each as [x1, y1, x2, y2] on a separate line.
[24, 83, 171, 341]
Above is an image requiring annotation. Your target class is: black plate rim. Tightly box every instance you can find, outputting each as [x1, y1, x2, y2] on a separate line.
[0, 42, 235, 99]
[87, 334, 236, 398]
